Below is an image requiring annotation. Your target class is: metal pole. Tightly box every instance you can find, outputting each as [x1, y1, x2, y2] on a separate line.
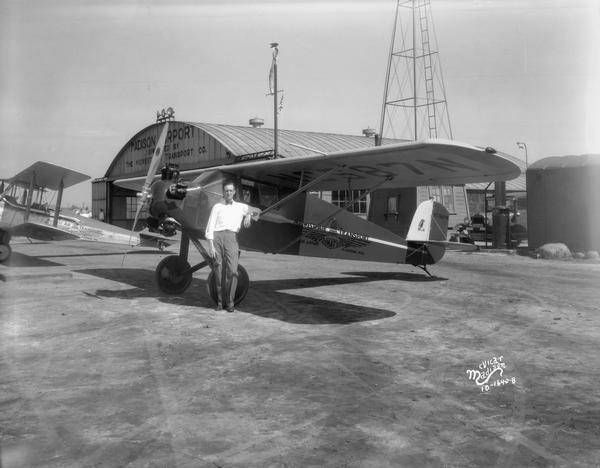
[412, 0, 418, 140]
[274, 54, 278, 159]
[269, 43, 280, 159]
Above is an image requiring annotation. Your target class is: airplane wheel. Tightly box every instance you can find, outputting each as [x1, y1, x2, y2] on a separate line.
[155, 255, 192, 294]
[0, 230, 11, 245]
[207, 264, 249, 306]
[0, 244, 11, 263]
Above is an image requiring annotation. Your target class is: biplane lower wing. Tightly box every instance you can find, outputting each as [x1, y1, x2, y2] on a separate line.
[3, 221, 80, 242]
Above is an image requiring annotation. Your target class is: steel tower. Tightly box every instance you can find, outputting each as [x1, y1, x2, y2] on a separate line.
[379, 0, 453, 141]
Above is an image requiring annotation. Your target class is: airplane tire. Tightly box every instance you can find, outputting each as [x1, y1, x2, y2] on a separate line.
[0, 244, 11, 263]
[207, 264, 249, 306]
[0, 230, 11, 245]
[155, 255, 193, 294]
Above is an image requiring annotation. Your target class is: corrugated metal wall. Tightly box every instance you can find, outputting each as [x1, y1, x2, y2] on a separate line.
[527, 156, 600, 252]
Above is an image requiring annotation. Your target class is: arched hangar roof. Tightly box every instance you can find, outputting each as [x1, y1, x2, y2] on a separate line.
[189, 122, 399, 157]
[104, 121, 402, 181]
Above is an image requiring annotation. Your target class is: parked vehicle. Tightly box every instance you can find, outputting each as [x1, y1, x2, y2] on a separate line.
[467, 211, 527, 247]
[449, 219, 475, 244]
[468, 213, 492, 242]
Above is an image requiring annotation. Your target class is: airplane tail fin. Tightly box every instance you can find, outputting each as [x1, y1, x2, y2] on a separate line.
[405, 199, 449, 266]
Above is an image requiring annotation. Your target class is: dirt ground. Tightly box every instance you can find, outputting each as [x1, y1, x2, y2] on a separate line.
[1, 240, 599, 468]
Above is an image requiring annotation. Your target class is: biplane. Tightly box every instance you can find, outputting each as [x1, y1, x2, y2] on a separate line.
[115, 123, 520, 306]
[0, 161, 171, 262]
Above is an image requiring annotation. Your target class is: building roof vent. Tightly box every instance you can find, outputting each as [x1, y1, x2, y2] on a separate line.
[249, 117, 264, 128]
[362, 127, 377, 138]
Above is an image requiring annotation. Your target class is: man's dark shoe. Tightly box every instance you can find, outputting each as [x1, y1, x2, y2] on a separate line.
[214, 303, 222, 311]
[226, 305, 235, 313]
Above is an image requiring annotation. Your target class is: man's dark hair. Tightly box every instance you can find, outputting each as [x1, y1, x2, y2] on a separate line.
[222, 179, 236, 189]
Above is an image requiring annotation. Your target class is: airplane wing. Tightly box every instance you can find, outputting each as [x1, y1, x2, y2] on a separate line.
[113, 139, 520, 192]
[7, 161, 90, 190]
[6, 222, 80, 241]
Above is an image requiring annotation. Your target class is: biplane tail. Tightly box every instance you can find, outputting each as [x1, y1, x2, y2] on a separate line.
[405, 199, 450, 267]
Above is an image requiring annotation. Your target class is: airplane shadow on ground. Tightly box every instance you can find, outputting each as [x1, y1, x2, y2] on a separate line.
[3, 246, 175, 266]
[1, 252, 64, 267]
[36, 249, 177, 259]
[75, 267, 446, 325]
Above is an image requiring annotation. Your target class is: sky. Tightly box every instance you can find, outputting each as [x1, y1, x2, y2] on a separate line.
[1, 0, 599, 206]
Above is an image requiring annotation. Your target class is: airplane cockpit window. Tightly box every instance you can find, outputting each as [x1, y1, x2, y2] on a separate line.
[258, 184, 278, 208]
[241, 186, 253, 204]
[239, 179, 280, 209]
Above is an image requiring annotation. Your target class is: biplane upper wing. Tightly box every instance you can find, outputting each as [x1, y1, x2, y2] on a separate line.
[113, 139, 520, 192]
[7, 161, 90, 190]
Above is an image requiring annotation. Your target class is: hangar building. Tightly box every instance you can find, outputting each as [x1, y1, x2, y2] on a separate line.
[92, 120, 523, 236]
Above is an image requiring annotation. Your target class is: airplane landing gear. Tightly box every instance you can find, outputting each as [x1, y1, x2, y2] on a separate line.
[416, 264, 434, 278]
[153, 231, 251, 306]
[155, 255, 193, 294]
[207, 264, 250, 306]
[0, 243, 11, 263]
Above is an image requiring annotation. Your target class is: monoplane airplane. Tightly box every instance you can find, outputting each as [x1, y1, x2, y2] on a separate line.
[115, 122, 520, 306]
[0, 161, 172, 262]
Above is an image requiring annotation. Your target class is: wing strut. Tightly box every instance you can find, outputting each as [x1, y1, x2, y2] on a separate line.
[24, 171, 35, 222]
[259, 165, 343, 217]
[52, 178, 64, 227]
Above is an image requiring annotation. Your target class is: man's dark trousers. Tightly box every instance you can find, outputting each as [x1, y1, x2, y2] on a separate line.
[213, 230, 239, 307]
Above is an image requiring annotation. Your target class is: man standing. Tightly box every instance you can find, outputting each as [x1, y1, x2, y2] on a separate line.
[205, 180, 254, 312]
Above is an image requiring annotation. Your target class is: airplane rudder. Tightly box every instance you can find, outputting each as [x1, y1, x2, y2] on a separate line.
[407, 200, 433, 241]
[430, 201, 449, 241]
[407, 200, 449, 242]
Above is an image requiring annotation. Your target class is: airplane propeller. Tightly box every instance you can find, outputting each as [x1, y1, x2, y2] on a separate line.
[128, 122, 170, 245]
[121, 123, 170, 266]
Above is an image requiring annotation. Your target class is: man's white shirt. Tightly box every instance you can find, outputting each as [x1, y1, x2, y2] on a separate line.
[205, 200, 249, 240]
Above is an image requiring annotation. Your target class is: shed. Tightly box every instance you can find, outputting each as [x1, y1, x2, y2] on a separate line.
[526, 154, 600, 252]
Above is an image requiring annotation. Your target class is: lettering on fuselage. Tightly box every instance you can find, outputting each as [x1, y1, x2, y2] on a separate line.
[299, 221, 370, 254]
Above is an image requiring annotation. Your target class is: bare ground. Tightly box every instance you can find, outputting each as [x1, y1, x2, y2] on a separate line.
[1, 240, 599, 467]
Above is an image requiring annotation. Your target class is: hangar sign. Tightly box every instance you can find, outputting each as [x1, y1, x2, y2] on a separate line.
[111, 122, 229, 179]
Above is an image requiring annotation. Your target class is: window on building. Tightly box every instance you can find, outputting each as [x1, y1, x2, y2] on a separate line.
[425, 186, 456, 214]
[387, 195, 398, 214]
[384, 194, 400, 221]
[331, 189, 367, 215]
[125, 196, 147, 220]
[442, 186, 455, 212]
